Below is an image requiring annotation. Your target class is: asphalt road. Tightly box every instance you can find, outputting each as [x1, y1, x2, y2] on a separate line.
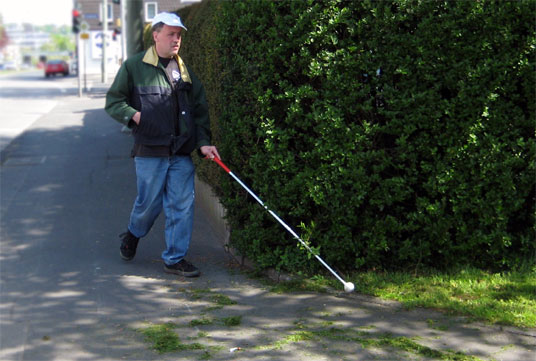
[0, 71, 534, 361]
[0, 70, 78, 153]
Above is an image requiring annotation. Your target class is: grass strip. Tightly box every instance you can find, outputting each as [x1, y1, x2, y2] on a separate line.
[270, 266, 535, 328]
[348, 267, 535, 328]
[362, 334, 484, 361]
[256, 326, 484, 360]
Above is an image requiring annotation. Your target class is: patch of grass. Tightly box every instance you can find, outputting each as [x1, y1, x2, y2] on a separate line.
[362, 334, 484, 361]
[257, 330, 316, 350]
[138, 322, 180, 353]
[277, 330, 315, 346]
[186, 342, 205, 350]
[267, 277, 331, 293]
[210, 294, 237, 306]
[500, 344, 515, 351]
[189, 288, 212, 300]
[190, 318, 214, 327]
[357, 325, 377, 330]
[186, 289, 238, 311]
[203, 305, 224, 312]
[257, 321, 484, 360]
[199, 350, 213, 360]
[281, 266, 535, 328]
[427, 319, 450, 331]
[199, 346, 225, 360]
[260, 267, 535, 328]
[138, 322, 205, 354]
[190, 315, 242, 328]
[361, 334, 440, 359]
[138, 322, 223, 358]
[221, 315, 242, 327]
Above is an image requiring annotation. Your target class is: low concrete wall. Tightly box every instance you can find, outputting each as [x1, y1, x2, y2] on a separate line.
[194, 176, 293, 281]
[195, 176, 229, 242]
[195, 176, 257, 267]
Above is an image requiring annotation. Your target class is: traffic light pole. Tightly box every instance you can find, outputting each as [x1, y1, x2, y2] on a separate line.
[77, 35, 82, 97]
[73, 4, 82, 97]
[101, 0, 108, 83]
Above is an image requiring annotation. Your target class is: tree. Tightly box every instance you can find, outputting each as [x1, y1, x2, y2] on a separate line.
[0, 26, 8, 49]
[40, 33, 74, 53]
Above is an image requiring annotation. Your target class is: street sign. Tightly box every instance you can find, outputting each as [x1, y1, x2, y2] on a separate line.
[91, 31, 115, 59]
[80, 33, 90, 40]
[84, 13, 99, 20]
[80, 21, 89, 32]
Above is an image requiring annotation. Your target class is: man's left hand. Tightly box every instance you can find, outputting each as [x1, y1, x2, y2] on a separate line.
[200, 145, 220, 160]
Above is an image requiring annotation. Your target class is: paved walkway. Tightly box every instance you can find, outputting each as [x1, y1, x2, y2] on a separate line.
[1, 83, 534, 361]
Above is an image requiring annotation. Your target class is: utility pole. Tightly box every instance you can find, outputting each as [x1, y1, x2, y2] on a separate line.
[101, 0, 107, 83]
[126, 0, 144, 58]
[72, 1, 82, 97]
[120, 0, 127, 62]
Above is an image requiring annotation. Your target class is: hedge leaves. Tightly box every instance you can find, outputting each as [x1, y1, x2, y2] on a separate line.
[180, 0, 535, 273]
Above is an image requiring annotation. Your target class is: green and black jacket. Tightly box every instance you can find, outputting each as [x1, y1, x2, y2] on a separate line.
[105, 46, 211, 155]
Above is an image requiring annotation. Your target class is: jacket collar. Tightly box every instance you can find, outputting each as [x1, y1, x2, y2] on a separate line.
[142, 46, 192, 84]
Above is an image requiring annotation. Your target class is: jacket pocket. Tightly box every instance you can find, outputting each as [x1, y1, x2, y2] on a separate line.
[135, 88, 174, 139]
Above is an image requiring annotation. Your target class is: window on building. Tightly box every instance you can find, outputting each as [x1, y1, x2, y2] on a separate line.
[145, 2, 158, 22]
[99, 2, 114, 23]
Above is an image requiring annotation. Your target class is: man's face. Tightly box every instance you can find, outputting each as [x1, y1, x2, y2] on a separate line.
[153, 24, 183, 58]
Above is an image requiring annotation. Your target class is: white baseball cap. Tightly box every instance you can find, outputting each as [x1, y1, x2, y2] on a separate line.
[151, 12, 187, 30]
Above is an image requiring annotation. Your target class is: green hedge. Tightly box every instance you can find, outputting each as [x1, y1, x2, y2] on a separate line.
[179, 0, 535, 273]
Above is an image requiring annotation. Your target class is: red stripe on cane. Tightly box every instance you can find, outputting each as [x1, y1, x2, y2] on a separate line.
[212, 157, 231, 173]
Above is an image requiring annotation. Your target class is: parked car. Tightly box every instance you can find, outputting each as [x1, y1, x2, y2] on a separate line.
[45, 60, 69, 77]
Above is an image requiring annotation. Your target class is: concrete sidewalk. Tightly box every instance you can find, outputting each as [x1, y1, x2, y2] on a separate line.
[0, 87, 534, 361]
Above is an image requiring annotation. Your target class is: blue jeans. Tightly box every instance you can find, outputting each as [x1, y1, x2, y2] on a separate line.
[128, 156, 195, 265]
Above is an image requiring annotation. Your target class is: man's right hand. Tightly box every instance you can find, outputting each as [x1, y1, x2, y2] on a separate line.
[132, 112, 141, 125]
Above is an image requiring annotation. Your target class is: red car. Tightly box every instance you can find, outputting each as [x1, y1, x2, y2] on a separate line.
[45, 60, 69, 77]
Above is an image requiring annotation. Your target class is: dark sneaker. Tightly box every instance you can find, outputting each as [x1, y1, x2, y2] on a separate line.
[119, 231, 139, 261]
[163, 259, 200, 277]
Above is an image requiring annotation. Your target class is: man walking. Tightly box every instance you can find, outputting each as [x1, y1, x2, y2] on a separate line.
[105, 12, 219, 277]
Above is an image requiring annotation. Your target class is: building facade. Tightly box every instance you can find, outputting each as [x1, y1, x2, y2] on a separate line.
[2, 24, 54, 68]
[74, 0, 199, 75]
[75, 0, 198, 31]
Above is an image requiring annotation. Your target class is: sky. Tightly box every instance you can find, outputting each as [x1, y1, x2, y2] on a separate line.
[0, 0, 72, 26]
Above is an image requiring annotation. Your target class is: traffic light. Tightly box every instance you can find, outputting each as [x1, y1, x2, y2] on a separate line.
[72, 9, 81, 34]
[112, 28, 121, 41]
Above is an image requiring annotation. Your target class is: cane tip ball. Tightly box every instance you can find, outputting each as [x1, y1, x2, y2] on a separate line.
[344, 282, 355, 293]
